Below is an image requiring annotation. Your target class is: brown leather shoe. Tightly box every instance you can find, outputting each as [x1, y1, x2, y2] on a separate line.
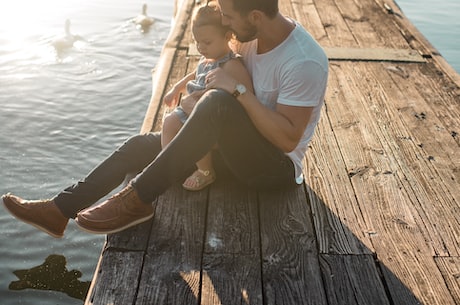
[75, 184, 153, 234]
[2, 194, 69, 238]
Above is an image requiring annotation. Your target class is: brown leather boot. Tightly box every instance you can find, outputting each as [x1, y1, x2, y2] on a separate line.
[2, 194, 69, 238]
[75, 184, 154, 234]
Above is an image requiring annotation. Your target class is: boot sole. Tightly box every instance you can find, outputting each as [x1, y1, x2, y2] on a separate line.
[2, 197, 64, 238]
[74, 213, 154, 235]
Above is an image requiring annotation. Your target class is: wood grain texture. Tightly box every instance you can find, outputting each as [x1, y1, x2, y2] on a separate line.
[136, 185, 208, 305]
[435, 257, 460, 304]
[85, 251, 144, 305]
[259, 186, 327, 305]
[320, 254, 391, 305]
[202, 178, 263, 305]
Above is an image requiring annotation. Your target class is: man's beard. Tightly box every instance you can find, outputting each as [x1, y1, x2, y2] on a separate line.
[233, 21, 257, 43]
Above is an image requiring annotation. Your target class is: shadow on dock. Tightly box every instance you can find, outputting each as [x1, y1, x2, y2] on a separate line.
[85, 173, 426, 304]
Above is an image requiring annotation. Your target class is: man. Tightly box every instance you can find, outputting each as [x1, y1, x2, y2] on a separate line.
[2, 0, 328, 237]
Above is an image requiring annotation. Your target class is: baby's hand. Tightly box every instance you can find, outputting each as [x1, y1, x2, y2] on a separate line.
[163, 88, 179, 108]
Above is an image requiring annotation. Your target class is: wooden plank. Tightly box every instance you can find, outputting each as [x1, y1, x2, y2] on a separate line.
[324, 47, 425, 62]
[135, 185, 208, 305]
[201, 178, 263, 305]
[304, 116, 374, 254]
[291, 0, 328, 44]
[435, 257, 460, 304]
[413, 63, 460, 147]
[313, 0, 358, 47]
[105, 218, 153, 251]
[85, 251, 144, 305]
[141, 0, 195, 134]
[331, 0, 384, 48]
[191, 44, 425, 63]
[258, 185, 327, 305]
[142, 46, 178, 133]
[356, 0, 412, 49]
[319, 254, 390, 305]
[362, 62, 460, 256]
[326, 61, 456, 304]
[166, 0, 195, 50]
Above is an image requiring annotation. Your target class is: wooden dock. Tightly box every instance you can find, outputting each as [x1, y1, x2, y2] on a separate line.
[85, 0, 460, 304]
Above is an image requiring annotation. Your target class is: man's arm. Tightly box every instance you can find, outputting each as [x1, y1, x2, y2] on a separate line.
[236, 92, 312, 152]
[205, 67, 313, 153]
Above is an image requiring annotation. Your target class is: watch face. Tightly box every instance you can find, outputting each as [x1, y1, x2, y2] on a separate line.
[236, 84, 246, 95]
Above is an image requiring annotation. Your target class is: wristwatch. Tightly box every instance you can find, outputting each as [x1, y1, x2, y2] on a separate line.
[232, 83, 246, 98]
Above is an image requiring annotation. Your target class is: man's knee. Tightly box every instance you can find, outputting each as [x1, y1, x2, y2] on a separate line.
[195, 89, 239, 115]
[121, 133, 161, 156]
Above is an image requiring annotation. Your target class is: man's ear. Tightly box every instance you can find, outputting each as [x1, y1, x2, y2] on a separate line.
[248, 10, 264, 24]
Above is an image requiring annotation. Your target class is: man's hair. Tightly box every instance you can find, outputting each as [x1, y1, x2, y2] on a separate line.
[192, 1, 230, 35]
[231, 0, 279, 18]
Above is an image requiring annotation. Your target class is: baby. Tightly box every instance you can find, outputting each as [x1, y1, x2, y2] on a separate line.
[161, 1, 253, 191]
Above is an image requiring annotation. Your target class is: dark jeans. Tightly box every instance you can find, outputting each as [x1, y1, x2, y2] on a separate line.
[54, 90, 296, 218]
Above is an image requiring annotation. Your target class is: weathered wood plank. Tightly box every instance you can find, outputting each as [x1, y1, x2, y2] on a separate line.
[326, 61, 457, 304]
[85, 251, 144, 305]
[105, 214, 153, 250]
[413, 63, 460, 146]
[167, 0, 195, 50]
[135, 185, 208, 305]
[361, 62, 460, 256]
[319, 254, 391, 305]
[332, 0, 384, 48]
[202, 178, 263, 305]
[142, 46, 178, 133]
[259, 185, 327, 305]
[435, 257, 460, 304]
[291, 0, 328, 44]
[142, 0, 196, 134]
[359, 0, 411, 49]
[313, 0, 358, 47]
[305, 116, 374, 254]
[324, 47, 424, 62]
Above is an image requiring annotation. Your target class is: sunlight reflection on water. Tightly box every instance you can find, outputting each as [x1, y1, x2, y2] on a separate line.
[0, 0, 172, 304]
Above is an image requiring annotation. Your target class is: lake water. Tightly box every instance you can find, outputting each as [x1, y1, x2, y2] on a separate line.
[0, 0, 458, 304]
[396, 0, 459, 73]
[0, 0, 173, 304]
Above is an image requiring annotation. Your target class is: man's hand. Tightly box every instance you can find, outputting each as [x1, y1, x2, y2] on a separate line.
[205, 67, 237, 94]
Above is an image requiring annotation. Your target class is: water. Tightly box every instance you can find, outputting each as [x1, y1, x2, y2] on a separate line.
[396, 0, 460, 73]
[0, 0, 173, 304]
[0, 0, 457, 304]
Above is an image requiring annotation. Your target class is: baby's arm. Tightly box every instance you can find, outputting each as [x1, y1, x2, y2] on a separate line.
[163, 71, 196, 108]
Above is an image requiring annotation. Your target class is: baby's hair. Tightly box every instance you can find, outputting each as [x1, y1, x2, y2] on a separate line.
[192, 1, 230, 35]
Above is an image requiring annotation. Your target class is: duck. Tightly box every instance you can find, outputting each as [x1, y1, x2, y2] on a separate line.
[52, 19, 82, 51]
[134, 4, 154, 28]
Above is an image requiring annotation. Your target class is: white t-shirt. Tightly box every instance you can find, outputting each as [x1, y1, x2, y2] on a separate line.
[239, 21, 328, 184]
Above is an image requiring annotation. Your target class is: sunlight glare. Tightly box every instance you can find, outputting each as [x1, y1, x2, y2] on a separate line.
[0, 0, 90, 70]
[0, 0, 86, 51]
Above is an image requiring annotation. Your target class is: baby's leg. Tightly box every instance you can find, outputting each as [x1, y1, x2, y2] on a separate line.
[196, 152, 213, 172]
[183, 152, 216, 191]
[161, 112, 183, 148]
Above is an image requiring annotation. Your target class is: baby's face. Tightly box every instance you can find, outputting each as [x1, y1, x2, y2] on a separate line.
[192, 25, 230, 60]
